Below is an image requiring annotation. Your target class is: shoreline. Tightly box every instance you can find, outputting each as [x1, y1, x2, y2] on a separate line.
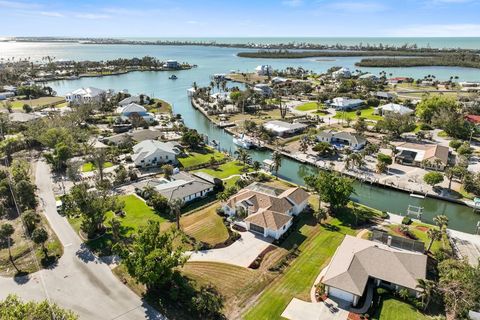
[190, 98, 474, 210]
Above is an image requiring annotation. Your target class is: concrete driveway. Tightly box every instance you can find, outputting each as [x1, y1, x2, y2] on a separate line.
[282, 298, 349, 320]
[0, 160, 163, 320]
[188, 231, 273, 267]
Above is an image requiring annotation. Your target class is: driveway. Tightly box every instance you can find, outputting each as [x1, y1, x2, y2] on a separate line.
[0, 160, 163, 320]
[282, 298, 349, 320]
[188, 231, 273, 267]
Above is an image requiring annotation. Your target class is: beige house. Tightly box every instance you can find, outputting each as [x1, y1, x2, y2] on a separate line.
[322, 235, 427, 306]
[394, 142, 450, 171]
[223, 182, 309, 239]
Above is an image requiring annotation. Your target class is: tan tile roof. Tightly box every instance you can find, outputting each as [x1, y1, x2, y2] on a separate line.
[245, 210, 292, 231]
[280, 187, 310, 206]
[396, 142, 449, 164]
[322, 235, 427, 296]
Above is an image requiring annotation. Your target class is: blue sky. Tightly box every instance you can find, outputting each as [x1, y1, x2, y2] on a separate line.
[1, 0, 480, 37]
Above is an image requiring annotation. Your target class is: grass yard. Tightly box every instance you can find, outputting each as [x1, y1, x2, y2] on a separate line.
[81, 161, 113, 172]
[193, 161, 251, 179]
[333, 106, 383, 121]
[3, 96, 66, 109]
[148, 98, 172, 114]
[181, 203, 229, 245]
[182, 261, 274, 318]
[177, 148, 227, 169]
[295, 102, 322, 112]
[372, 291, 429, 320]
[243, 209, 358, 319]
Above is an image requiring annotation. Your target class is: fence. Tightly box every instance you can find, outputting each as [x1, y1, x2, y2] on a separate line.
[372, 230, 425, 253]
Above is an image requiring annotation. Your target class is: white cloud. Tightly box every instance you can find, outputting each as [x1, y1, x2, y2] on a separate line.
[39, 11, 64, 17]
[186, 20, 198, 24]
[0, 0, 40, 9]
[75, 13, 111, 20]
[328, 1, 387, 13]
[282, 0, 303, 7]
[388, 23, 480, 36]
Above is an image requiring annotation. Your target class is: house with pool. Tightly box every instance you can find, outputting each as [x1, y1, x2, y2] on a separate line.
[223, 182, 309, 239]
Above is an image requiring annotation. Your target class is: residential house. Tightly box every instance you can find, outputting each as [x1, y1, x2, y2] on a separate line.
[117, 103, 155, 123]
[253, 84, 274, 97]
[329, 97, 364, 111]
[118, 95, 149, 106]
[375, 103, 414, 116]
[65, 87, 107, 105]
[263, 120, 308, 137]
[322, 235, 427, 306]
[359, 73, 378, 81]
[332, 67, 351, 79]
[223, 182, 309, 239]
[164, 60, 179, 69]
[394, 142, 450, 170]
[137, 172, 215, 204]
[374, 91, 395, 100]
[255, 65, 273, 76]
[132, 140, 181, 167]
[271, 77, 288, 84]
[459, 82, 480, 92]
[466, 114, 480, 128]
[317, 131, 367, 150]
[0, 92, 15, 100]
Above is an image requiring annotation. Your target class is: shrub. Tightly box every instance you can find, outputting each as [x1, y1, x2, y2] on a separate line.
[380, 211, 389, 219]
[402, 216, 412, 225]
[420, 123, 433, 130]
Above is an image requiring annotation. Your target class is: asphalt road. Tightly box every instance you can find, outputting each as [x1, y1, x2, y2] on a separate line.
[0, 160, 163, 320]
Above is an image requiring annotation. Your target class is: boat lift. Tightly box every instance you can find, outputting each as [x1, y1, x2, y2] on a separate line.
[407, 205, 424, 220]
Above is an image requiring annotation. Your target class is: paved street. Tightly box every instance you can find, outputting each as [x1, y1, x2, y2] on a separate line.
[0, 160, 163, 320]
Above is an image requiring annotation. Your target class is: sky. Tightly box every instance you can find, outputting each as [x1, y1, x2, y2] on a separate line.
[1, 0, 480, 37]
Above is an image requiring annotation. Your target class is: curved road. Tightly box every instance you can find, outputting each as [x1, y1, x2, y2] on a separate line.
[0, 160, 163, 320]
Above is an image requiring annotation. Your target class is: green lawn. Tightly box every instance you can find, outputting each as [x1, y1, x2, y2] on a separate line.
[181, 202, 229, 245]
[178, 148, 227, 169]
[333, 106, 383, 121]
[373, 291, 429, 320]
[193, 161, 251, 179]
[295, 102, 322, 112]
[82, 161, 113, 172]
[3, 96, 66, 109]
[243, 210, 358, 319]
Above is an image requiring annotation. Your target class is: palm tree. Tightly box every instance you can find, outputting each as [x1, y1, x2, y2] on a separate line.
[299, 137, 309, 153]
[271, 151, 282, 179]
[90, 149, 107, 182]
[433, 215, 449, 232]
[252, 160, 261, 173]
[416, 279, 437, 311]
[426, 228, 441, 252]
[234, 149, 251, 166]
[169, 198, 184, 230]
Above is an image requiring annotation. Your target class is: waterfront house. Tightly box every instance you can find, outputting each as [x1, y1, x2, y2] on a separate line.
[359, 73, 378, 81]
[459, 82, 480, 92]
[329, 97, 364, 111]
[394, 142, 449, 170]
[271, 77, 288, 84]
[132, 140, 181, 167]
[255, 65, 273, 76]
[65, 87, 107, 105]
[136, 171, 215, 204]
[322, 235, 427, 307]
[375, 103, 414, 116]
[317, 131, 367, 150]
[263, 120, 308, 137]
[253, 84, 274, 97]
[223, 182, 309, 239]
[332, 67, 351, 79]
[117, 103, 155, 123]
[164, 60, 179, 69]
[118, 95, 149, 106]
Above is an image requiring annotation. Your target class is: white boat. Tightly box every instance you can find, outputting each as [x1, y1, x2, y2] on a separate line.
[233, 134, 254, 149]
[410, 193, 425, 199]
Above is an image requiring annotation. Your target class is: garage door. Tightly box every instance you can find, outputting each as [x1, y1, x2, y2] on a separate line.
[329, 287, 354, 303]
[249, 223, 264, 234]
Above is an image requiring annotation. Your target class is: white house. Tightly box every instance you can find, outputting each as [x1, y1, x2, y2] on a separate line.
[329, 97, 364, 111]
[375, 103, 414, 116]
[332, 67, 351, 79]
[253, 84, 274, 96]
[263, 120, 308, 137]
[117, 103, 155, 123]
[65, 87, 107, 105]
[132, 140, 181, 167]
[322, 235, 427, 306]
[255, 65, 273, 76]
[118, 95, 149, 106]
[223, 182, 309, 239]
[317, 131, 367, 150]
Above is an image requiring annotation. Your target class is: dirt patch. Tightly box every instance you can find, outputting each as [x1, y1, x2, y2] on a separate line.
[415, 226, 429, 232]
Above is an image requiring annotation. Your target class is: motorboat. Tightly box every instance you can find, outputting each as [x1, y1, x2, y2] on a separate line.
[233, 134, 254, 149]
[169, 75, 178, 80]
